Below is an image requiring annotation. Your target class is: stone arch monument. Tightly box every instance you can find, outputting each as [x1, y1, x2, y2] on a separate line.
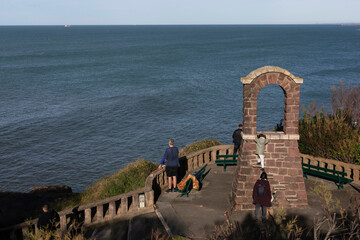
[231, 66, 308, 210]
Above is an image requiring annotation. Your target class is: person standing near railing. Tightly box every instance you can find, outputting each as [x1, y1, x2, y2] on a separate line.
[37, 204, 59, 231]
[160, 139, 179, 193]
[232, 124, 243, 156]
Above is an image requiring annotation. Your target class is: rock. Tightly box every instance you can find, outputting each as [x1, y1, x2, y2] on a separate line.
[29, 185, 72, 194]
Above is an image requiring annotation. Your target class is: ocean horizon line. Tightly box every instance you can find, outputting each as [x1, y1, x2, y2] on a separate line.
[0, 23, 355, 27]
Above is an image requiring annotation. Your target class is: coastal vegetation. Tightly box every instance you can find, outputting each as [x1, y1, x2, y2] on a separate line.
[179, 139, 222, 157]
[298, 82, 360, 164]
[54, 159, 157, 211]
[79, 159, 156, 204]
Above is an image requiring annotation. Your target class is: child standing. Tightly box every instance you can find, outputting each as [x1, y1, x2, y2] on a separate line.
[255, 134, 269, 171]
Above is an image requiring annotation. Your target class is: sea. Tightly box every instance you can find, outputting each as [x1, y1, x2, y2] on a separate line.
[0, 25, 359, 192]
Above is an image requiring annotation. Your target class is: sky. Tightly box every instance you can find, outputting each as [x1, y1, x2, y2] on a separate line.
[1, 0, 360, 25]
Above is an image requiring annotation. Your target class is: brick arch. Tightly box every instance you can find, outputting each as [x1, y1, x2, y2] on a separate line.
[241, 66, 303, 135]
[231, 66, 308, 211]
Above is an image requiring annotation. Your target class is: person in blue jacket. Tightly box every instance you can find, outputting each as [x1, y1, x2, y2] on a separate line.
[160, 139, 179, 192]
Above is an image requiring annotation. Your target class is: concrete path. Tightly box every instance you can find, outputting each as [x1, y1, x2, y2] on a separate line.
[156, 164, 238, 239]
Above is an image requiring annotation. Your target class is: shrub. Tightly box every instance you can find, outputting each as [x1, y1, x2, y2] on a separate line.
[179, 139, 221, 157]
[311, 184, 360, 240]
[298, 106, 360, 163]
[330, 81, 360, 131]
[298, 82, 360, 163]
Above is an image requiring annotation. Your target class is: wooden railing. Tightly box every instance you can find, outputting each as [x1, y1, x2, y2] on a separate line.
[300, 153, 360, 184]
[0, 144, 234, 239]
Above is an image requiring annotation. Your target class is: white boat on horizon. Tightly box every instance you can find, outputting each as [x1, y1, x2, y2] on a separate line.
[64, 25, 71, 27]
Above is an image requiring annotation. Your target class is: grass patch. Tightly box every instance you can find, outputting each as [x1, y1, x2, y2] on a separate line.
[80, 159, 157, 204]
[53, 159, 157, 211]
[179, 139, 221, 157]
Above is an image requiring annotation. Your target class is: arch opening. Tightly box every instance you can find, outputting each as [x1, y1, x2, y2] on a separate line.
[256, 84, 285, 132]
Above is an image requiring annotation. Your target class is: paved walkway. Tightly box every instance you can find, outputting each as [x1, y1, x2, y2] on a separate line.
[156, 164, 237, 239]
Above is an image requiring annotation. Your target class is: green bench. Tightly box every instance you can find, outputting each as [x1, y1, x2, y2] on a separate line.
[174, 164, 207, 197]
[215, 155, 238, 172]
[302, 163, 353, 189]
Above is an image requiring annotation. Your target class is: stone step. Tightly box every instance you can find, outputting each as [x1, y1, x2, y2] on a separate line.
[251, 164, 262, 168]
[286, 196, 298, 202]
[273, 185, 286, 190]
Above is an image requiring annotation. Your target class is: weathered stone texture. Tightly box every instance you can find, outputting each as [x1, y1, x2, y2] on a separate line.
[232, 67, 308, 210]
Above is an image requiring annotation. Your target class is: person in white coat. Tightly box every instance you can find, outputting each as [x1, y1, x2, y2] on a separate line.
[255, 134, 269, 171]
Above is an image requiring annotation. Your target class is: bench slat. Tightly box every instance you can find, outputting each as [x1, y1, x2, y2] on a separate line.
[302, 163, 347, 176]
[216, 155, 238, 158]
[215, 155, 238, 172]
[215, 160, 237, 163]
[302, 163, 353, 189]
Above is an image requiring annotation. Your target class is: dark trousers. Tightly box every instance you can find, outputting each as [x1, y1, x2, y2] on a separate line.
[233, 143, 240, 156]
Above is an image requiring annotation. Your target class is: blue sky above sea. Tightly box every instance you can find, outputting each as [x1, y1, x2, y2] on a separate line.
[1, 0, 360, 25]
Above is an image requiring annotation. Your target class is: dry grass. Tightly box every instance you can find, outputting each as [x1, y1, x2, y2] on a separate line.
[28, 224, 91, 240]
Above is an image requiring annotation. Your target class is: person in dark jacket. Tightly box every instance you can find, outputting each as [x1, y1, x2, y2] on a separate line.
[160, 139, 179, 193]
[37, 204, 59, 231]
[232, 124, 243, 156]
[252, 172, 271, 222]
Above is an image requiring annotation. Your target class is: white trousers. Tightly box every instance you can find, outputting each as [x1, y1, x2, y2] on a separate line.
[258, 154, 265, 168]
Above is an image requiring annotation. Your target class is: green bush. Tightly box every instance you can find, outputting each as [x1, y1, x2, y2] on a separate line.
[298, 82, 360, 164]
[179, 139, 222, 157]
[299, 107, 360, 163]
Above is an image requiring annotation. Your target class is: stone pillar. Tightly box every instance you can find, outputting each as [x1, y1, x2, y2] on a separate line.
[231, 66, 308, 210]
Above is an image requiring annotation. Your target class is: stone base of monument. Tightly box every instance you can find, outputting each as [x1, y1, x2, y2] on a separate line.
[231, 133, 308, 211]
